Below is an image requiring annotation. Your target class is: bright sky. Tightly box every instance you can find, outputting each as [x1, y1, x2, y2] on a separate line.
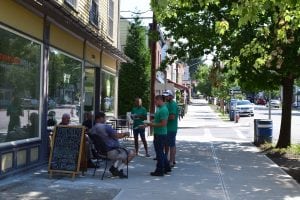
[120, 0, 153, 26]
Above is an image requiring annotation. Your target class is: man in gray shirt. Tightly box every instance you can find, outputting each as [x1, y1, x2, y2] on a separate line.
[90, 112, 135, 178]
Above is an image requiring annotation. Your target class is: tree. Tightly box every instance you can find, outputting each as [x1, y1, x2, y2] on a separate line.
[228, 1, 300, 148]
[151, 0, 300, 148]
[118, 17, 151, 115]
[195, 65, 212, 97]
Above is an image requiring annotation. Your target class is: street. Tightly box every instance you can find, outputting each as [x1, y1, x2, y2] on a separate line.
[233, 104, 300, 144]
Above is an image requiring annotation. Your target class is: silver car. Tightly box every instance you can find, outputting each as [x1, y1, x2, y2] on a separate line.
[267, 99, 281, 108]
[235, 100, 254, 116]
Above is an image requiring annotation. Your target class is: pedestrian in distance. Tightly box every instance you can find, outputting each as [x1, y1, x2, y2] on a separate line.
[163, 90, 179, 167]
[131, 98, 150, 157]
[142, 95, 171, 176]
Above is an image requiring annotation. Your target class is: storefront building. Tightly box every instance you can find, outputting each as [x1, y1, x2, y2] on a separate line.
[0, 0, 128, 178]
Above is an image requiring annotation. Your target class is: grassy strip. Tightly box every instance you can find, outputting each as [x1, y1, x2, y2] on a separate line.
[260, 143, 300, 158]
[209, 104, 229, 121]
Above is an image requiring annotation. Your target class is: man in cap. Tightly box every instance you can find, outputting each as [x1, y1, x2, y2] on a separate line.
[162, 90, 179, 167]
[143, 95, 171, 176]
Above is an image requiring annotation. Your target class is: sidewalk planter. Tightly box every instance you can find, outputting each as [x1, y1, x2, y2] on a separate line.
[254, 119, 273, 146]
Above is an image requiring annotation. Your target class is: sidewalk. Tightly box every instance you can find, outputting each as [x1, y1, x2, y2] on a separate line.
[1, 99, 300, 200]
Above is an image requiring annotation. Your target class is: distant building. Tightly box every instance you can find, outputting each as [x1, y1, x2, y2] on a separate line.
[119, 17, 149, 52]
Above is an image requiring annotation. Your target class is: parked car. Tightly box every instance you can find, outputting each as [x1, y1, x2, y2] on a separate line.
[21, 98, 39, 109]
[235, 100, 254, 116]
[48, 98, 56, 109]
[256, 98, 266, 105]
[226, 99, 237, 113]
[267, 99, 281, 108]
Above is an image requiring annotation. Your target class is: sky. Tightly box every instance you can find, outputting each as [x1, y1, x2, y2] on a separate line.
[120, 0, 153, 26]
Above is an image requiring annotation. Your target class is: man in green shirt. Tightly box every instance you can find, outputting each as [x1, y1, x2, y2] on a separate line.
[131, 98, 149, 157]
[163, 90, 178, 167]
[145, 95, 171, 176]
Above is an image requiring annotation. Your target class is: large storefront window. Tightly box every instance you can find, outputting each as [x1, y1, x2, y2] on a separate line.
[48, 48, 82, 125]
[0, 26, 41, 143]
[101, 70, 115, 115]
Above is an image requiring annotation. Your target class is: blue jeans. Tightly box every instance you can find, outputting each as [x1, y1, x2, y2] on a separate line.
[153, 134, 170, 173]
[133, 128, 145, 139]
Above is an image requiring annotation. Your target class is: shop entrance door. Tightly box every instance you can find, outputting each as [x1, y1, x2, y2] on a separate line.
[83, 67, 95, 126]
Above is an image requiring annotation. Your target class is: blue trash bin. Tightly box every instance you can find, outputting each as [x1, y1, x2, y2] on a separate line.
[229, 110, 235, 121]
[255, 119, 272, 145]
[253, 119, 259, 145]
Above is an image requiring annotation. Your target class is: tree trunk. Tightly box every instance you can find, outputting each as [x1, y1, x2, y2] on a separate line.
[220, 98, 225, 114]
[276, 76, 294, 148]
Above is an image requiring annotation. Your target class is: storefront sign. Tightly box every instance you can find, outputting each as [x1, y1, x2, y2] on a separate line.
[0, 53, 21, 64]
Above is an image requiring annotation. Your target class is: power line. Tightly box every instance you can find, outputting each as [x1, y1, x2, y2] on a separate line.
[120, 17, 153, 19]
[120, 10, 152, 14]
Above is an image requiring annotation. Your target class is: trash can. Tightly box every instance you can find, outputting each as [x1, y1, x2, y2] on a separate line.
[229, 110, 237, 121]
[253, 119, 259, 145]
[254, 119, 272, 146]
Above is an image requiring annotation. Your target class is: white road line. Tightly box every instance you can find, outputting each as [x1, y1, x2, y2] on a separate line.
[234, 129, 247, 139]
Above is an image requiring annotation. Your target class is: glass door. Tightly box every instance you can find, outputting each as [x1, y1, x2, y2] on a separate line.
[83, 67, 95, 128]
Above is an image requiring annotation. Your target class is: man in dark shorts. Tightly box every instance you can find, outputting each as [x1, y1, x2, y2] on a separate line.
[131, 98, 150, 157]
[163, 90, 178, 167]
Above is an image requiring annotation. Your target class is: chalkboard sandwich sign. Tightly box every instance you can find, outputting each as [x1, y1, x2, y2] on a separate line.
[48, 125, 85, 179]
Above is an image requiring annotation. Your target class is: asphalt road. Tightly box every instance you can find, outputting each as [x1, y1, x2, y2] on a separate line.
[233, 105, 300, 144]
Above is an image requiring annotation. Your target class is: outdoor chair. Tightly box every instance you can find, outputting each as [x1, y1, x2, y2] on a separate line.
[89, 134, 129, 180]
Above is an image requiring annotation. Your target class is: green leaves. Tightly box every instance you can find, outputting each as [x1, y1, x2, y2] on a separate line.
[215, 20, 229, 35]
[118, 17, 151, 115]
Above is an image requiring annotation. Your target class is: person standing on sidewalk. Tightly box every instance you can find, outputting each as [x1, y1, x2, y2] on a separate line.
[144, 95, 171, 176]
[131, 98, 150, 157]
[163, 90, 178, 167]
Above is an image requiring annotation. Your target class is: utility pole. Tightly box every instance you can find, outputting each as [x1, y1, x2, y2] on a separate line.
[150, 13, 157, 115]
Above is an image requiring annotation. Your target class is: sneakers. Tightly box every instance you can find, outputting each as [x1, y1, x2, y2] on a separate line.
[145, 153, 151, 157]
[109, 166, 119, 176]
[118, 170, 128, 179]
[109, 166, 128, 178]
[150, 171, 164, 176]
[164, 167, 172, 174]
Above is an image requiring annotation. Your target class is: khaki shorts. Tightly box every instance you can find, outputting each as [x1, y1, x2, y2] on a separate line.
[107, 148, 134, 161]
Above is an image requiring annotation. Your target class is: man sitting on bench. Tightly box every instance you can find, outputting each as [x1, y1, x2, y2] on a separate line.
[90, 112, 135, 178]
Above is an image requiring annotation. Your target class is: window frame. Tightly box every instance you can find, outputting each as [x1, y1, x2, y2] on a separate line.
[89, 0, 99, 27]
[64, 0, 77, 9]
[0, 24, 43, 147]
[48, 47, 84, 124]
[108, 0, 114, 38]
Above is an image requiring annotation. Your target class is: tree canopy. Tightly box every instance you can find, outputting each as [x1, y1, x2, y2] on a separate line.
[151, 0, 300, 147]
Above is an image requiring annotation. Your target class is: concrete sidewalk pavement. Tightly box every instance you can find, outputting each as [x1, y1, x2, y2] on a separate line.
[1, 99, 300, 200]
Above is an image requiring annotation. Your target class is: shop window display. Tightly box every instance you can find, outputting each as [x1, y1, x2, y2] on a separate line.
[0, 26, 41, 142]
[100, 70, 115, 115]
[48, 48, 82, 125]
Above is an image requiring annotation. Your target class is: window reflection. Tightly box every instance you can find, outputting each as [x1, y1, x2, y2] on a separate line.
[101, 70, 115, 115]
[0, 27, 41, 142]
[48, 48, 82, 125]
